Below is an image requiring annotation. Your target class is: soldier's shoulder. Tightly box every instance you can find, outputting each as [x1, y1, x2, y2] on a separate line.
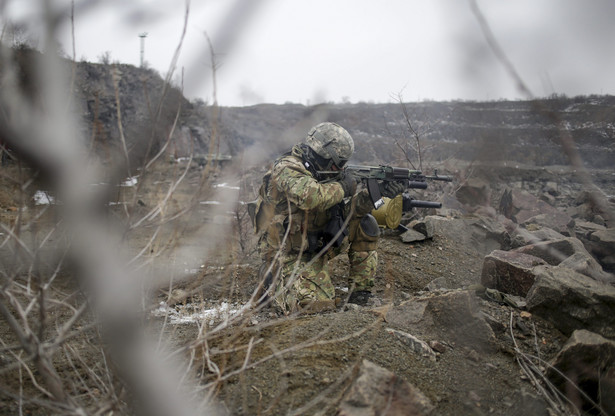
[273, 155, 306, 175]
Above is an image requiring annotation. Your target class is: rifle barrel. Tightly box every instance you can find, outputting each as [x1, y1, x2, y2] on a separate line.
[424, 175, 453, 182]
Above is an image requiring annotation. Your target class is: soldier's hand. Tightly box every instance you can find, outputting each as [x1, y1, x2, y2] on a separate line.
[379, 180, 405, 198]
[339, 173, 358, 197]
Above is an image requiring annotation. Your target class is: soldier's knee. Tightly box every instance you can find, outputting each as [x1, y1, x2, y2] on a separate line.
[360, 214, 380, 237]
[350, 214, 379, 251]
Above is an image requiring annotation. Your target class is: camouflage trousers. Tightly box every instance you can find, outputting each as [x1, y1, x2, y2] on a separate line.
[262, 246, 377, 314]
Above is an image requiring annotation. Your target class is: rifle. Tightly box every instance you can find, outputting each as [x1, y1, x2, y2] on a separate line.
[331, 164, 453, 209]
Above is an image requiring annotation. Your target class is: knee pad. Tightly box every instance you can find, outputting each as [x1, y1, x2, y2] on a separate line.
[360, 214, 380, 237]
[350, 214, 379, 251]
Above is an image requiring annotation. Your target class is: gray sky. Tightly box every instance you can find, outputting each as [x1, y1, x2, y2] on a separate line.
[3, 0, 615, 106]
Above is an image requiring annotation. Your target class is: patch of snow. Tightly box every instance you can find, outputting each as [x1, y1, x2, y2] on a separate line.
[214, 183, 240, 190]
[152, 301, 243, 326]
[33, 191, 54, 205]
[121, 176, 138, 187]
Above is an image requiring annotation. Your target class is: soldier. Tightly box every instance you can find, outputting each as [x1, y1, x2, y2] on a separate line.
[251, 122, 404, 314]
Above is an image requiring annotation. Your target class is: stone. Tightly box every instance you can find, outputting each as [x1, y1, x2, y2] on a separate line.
[546, 330, 615, 416]
[386, 328, 437, 362]
[510, 226, 566, 249]
[588, 228, 615, 259]
[513, 237, 614, 283]
[401, 228, 427, 243]
[526, 266, 615, 338]
[521, 211, 574, 236]
[338, 360, 434, 416]
[385, 290, 496, 352]
[409, 219, 435, 239]
[424, 215, 509, 257]
[455, 177, 491, 207]
[480, 250, 547, 297]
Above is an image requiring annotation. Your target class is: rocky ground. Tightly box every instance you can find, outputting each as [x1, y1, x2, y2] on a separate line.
[1, 156, 614, 415]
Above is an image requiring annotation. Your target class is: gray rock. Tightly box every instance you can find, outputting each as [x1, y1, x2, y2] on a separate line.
[480, 250, 547, 297]
[510, 226, 567, 249]
[401, 228, 427, 243]
[526, 265, 615, 338]
[500, 188, 561, 224]
[574, 220, 607, 241]
[521, 211, 574, 236]
[543, 181, 559, 196]
[455, 177, 491, 207]
[386, 328, 437, 362]
[513, 237, 614, 283]
[409, 219, 435, 239]
[425, 215, 510, 257]
[424, 276, 450, 292]
[506, 390, 550, 416]
[338, 360, 434, 416]
[546, 330, 615, 416]
[385, 290, 496, 352]
[589, 228, 615, 259]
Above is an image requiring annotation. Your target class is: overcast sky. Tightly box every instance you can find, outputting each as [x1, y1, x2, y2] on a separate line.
[3, 0, 615, 106]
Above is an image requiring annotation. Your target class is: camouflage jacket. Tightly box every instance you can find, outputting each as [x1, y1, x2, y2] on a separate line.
[255, 145, 373, 254]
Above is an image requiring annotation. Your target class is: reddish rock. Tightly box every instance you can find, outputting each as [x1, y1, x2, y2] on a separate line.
[480, 250, 547, 296]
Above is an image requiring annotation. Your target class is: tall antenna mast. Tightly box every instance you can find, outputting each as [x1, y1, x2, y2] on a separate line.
[139, 32, 148, 67]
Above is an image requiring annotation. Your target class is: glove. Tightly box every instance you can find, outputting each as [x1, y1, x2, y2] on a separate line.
[338, 173, 358, 197]
[379, 180, 405, 198]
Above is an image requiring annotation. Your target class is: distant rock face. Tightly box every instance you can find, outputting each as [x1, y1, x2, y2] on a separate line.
[338, 360, 434, 416]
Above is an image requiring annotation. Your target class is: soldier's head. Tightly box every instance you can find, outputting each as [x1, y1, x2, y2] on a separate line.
[304, 122, 354, 171]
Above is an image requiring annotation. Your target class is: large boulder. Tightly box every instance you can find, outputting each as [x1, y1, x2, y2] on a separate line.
[546, 330, 615, 415]
[571, 190, 613, 226]
[499, 188, 562, 225]
[588, 228, 615, 271]
[526, 266, 615, 338]
[455, 177, 491, 207]
[510, 225, 567, 249]
[520, 211, 575, 236]
[385, 290, 496, 352]
[425, 215, 510, 257]
[480, 250, 547, 297]
[338, 359, 434, 416]
[513, 237, 614, 283]
[574, 220, 607, 242]
[400, 228, 427, 243]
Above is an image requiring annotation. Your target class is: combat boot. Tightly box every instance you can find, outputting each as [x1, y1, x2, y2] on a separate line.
[296, 299, 336, 314]
[347, 290, 373, 306]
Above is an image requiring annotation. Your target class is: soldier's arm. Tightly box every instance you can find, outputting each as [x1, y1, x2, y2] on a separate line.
[351, 190, 375, 217]
[273, 159, 344, 211]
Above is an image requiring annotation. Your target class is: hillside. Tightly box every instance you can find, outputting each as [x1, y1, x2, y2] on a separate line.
[1, 52, 615, 415]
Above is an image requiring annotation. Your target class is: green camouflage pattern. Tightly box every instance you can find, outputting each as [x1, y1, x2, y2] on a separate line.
[348, 249, 378, 291]
[258, 144, 378, 313]
[272, 252, 336, 313]
[305, 122, 354, 162]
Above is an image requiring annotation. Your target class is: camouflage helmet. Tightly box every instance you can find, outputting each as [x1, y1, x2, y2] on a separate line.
[304, 122, 354, 170]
